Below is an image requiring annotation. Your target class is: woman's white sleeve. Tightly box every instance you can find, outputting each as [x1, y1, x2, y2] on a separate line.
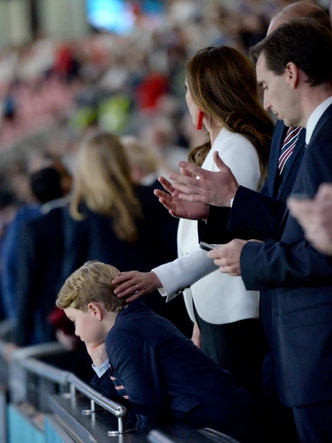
[152, 248, 217, 301]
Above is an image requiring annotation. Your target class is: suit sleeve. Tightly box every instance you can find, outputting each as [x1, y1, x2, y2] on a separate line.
[203, 187, 286, 243]
[108, 332, 167, 419]
[143, 185, 179, 262]
[241, 238, 332, 290]
[241, 138, 332, 290]
[90, 371, 124, 401]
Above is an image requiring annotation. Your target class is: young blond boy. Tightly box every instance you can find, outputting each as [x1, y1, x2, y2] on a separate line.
[57, 261, 259, 442]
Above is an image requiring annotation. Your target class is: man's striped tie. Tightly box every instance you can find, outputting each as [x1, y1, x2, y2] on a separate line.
[278, 126, 303, 174]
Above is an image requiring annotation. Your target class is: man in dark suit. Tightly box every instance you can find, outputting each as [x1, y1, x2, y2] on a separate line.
[57, 260, 260, 443]
[202, 21, 332, 442]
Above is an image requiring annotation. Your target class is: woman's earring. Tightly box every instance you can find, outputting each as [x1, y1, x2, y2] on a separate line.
[196, 110, 204, 130]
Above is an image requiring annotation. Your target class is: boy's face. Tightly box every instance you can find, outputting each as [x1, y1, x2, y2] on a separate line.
[64, 306, 107, 347]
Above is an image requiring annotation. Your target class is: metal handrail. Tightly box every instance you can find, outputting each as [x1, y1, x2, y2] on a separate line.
[0, 340, 128, 434]
[67, 372, 127, 418]
[13, 356, 70, 385]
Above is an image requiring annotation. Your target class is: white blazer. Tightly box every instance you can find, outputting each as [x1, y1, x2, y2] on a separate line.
[153, 127, 261, 324]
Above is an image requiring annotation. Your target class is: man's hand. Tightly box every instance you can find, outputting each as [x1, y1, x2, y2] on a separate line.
[168, 152, 239, 206]
[112, 271, 161, 302]
[86, 342, 108, 367]
[288, 183, 332, 255]
[208, 239, 247, 276]
[207, 239, 263, 276]
[154, 176, 208, 220]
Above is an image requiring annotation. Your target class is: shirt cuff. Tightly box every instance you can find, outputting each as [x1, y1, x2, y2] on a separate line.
[92, 359, 110, 378]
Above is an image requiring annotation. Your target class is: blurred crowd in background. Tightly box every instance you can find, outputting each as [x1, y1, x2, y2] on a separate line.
[0, 0, 329, 321]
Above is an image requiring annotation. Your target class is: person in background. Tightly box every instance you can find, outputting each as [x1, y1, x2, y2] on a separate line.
[113, 45, 274, 401]
[120, 135, 164, 188]
[0, 185, 18, 334]
[1, 167, 64, 324]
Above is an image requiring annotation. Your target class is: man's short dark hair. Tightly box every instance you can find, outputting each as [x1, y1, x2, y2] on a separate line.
[250, 19, 332, 87]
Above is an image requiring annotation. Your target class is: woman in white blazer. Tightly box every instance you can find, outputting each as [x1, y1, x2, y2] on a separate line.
[113, 46, 274, 399]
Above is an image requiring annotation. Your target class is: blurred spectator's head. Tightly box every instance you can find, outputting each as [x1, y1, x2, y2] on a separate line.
[141, 116, 177, 150]
[121, 135, 159, 183]
[76, 130, 132, 189]
[29, 167, 64, 204]
[268, 1, 331, 34]
[29, 151, 73, 196]
[71, 130, 142, 242]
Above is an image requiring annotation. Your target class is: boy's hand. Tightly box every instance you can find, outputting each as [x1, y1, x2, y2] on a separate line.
[86, 342, 108, 366]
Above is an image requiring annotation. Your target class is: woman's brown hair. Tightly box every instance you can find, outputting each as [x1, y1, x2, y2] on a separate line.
[186, 46, 274, 177]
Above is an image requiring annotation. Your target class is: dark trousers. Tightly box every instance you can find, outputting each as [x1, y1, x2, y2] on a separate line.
[194, 307, 265, 402]
[293, 402, 332, 443]
[261, 352, 299, 442]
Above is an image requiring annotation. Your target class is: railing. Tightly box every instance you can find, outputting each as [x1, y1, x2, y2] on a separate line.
[0, 336, 237, 443]
[0, 339, 128, 436]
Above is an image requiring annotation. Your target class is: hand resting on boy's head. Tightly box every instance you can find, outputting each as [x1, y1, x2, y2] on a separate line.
[113, 271, 162, 302]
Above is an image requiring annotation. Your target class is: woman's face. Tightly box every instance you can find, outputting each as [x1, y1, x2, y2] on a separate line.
[185, 79, 199, 126]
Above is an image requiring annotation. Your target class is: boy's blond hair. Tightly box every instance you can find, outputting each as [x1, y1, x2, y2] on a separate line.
[56, 261, 127, 312]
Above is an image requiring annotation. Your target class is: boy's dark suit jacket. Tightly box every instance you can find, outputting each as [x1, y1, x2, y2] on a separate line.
[205, 105, 332, 408]
[91, 301, 259, 443]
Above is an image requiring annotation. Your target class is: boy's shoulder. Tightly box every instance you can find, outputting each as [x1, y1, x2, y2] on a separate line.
[106, 301, 187, 348]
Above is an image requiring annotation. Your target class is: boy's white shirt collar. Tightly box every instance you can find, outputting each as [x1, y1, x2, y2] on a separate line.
[305, 96, 332, 145]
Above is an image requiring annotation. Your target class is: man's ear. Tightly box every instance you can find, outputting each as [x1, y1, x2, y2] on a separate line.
[87, 302, 103, 320]
[285, 62, 299, 89]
